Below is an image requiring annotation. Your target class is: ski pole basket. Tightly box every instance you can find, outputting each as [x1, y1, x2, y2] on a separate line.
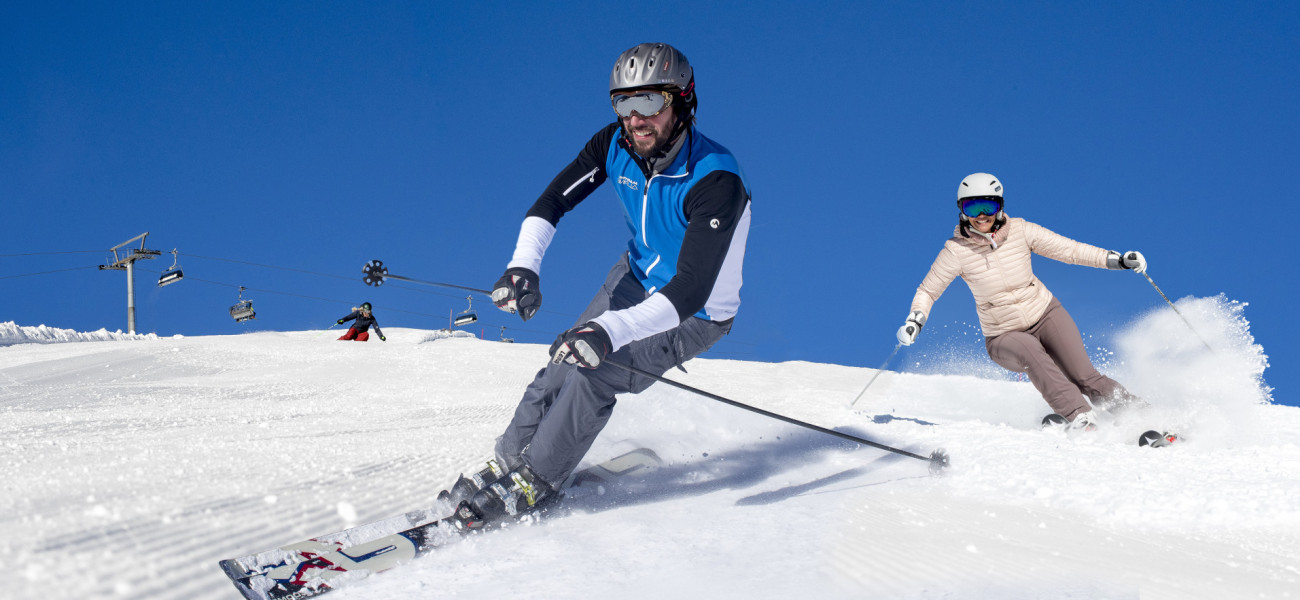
[362, 259, 388, 286]
[229, 286, 256, 322]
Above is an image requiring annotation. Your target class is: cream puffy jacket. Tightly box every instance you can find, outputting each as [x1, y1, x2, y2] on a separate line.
[909, 216, 1112, 338]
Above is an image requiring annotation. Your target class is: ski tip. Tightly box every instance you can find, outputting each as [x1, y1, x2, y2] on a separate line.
[217, 558, 252, 582]
[1041, 413, 1067, 429]
[1138, 430, 1179, 448]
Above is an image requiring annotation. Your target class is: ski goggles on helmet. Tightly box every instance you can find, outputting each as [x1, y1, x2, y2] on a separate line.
[959, 196, 1003, 218]
[611, 90, 674, 119]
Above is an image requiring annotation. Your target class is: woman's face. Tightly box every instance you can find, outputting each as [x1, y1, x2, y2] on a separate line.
[969, 212, 997, 234]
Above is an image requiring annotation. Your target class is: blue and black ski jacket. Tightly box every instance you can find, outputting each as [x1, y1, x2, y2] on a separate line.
[526, 122, 751, 323]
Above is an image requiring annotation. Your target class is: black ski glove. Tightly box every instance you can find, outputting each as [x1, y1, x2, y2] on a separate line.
[549, 322, 611, 369]
[380, 335, 386, 342]
[492, 267, 542, 321]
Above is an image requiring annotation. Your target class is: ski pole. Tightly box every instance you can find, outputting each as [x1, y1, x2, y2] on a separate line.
[1139, 271, 1214, 353]
[361, 259, 492, 296]
[319, 320, 346, 338]
[848, 343, 902, 408]
[604, 360, 950, 474]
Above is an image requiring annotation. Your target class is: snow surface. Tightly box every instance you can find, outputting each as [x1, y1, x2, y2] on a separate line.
[1, 295, 1294, 600]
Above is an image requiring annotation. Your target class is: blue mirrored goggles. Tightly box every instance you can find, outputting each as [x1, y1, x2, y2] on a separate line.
[959, 196, 1003, 218]
[611, 90, 674, 119]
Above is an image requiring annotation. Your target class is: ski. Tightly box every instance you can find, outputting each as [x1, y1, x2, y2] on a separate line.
[220, 457, 512, 582]
[1138, 430, 1180, 448]
[222, 447, 662, 600]
[218, 506, 446, 581]
[1042, 414, 1182, 447]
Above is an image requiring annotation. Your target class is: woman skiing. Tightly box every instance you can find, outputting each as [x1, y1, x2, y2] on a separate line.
[336, 302, 385, 342]
[897, 173, 1146, 428]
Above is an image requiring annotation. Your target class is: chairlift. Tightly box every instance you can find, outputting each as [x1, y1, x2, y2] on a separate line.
[499, 326, 514, 343]
[453, 295, 478, 327]
[229, 286, 256, 322]
[157, 249, 184, 287]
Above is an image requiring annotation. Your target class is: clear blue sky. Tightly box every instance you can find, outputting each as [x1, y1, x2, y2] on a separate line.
[4, 1, 1296, 406]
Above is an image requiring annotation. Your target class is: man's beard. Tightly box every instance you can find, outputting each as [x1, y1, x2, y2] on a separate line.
[626, 121, 678, 158]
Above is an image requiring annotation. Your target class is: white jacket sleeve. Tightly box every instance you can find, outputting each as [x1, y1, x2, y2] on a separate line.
[591, 293, 681, 352]
[910, 244, 962, 320]
[505, 216, 556, 275]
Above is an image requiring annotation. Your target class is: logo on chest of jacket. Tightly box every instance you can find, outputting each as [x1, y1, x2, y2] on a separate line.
[617, 176, 638, 191]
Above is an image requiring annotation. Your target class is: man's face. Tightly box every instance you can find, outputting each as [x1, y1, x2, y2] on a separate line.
[614, 89, 679, 157]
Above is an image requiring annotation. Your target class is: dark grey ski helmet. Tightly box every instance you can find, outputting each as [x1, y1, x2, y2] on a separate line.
[610, 43, 697, 123]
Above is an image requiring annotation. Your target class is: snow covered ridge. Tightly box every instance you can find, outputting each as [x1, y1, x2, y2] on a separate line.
[0, 321, 160, 346]
[418, 329, 478, 343]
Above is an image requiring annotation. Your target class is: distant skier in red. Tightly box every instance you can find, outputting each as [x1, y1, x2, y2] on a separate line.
[336, 302, 386, 341]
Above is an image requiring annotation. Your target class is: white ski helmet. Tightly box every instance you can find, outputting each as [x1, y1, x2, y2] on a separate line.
[957, 173, 1003, 200]
[956, 172, 1007, 236]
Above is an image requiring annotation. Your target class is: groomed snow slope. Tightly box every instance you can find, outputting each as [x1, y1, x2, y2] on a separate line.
[1, 296, 1294, 600]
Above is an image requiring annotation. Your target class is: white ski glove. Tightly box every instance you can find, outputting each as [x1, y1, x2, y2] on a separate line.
[1107, 250, 1147, 274]
[896, 311, 926, 346]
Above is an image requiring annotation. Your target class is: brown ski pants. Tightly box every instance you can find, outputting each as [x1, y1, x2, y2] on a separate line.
[985, 298, 1134, 421]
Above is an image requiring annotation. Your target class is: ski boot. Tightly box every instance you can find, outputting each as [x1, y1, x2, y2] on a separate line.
[446, 500, 493, 532]
[468, 464, 559, 523]
[438, 459, 507, 508]
[1041, 411, 1097, 432]
[1070, 411, 1099, 432]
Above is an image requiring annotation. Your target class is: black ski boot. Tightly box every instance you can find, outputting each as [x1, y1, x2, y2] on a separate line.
[438, 459, 507, 507]
[467, 464, 558, 523]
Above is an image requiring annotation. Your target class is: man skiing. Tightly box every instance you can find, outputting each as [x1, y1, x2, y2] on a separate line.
[451, 43, 752, 523]
[336, 302, 386, 342]
[897, 173, 1145, 428]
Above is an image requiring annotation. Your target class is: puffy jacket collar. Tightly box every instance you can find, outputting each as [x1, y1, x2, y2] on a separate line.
[953, 212, 1012, 249]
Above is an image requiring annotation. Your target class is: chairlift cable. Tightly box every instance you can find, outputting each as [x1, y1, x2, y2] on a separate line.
[0, 250, 103, 257]
[178, 253, 358, 281]
[0, 266, 99, 280]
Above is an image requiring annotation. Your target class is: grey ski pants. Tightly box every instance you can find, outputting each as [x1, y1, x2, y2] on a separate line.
[984, 298, 1133, 421]
[495, 254, 731, 487]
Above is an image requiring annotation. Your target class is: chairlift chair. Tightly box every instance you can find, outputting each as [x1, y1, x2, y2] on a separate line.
[453, 295, 478, 327]
[229, 286, 256, 322]
[157, 249, 184, 287]
[499, 326, 514, 343]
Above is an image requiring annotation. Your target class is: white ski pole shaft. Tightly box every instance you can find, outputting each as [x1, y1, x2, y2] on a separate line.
[849, 343, 902, 408]
[1141, 271, 1214, 353]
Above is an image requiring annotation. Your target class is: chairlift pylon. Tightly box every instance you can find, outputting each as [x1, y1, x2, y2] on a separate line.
[229, 286, 256, 322]
[453, 295, 478, 327]
[157, 249, 184, 287]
